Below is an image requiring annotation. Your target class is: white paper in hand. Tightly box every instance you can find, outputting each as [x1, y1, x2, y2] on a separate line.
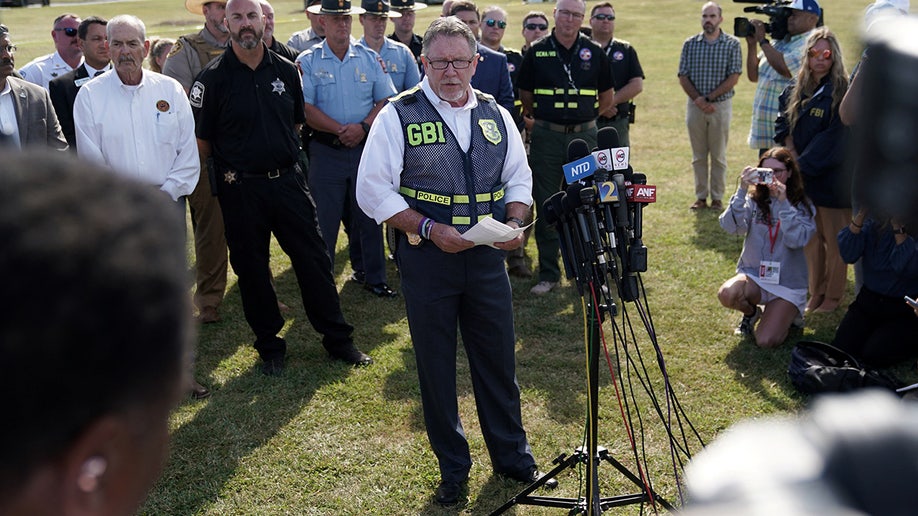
[461, 217, 534, 248]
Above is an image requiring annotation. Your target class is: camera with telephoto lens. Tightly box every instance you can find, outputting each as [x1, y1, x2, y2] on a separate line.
[733, 0, 793, 41]
[754, 167, 774, 185]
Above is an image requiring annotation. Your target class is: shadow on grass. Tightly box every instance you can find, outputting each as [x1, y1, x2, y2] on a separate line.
[689, 205, 744, 262]
[143, 253, 405, 513]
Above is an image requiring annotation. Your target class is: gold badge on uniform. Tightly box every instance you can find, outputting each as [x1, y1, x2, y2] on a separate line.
[224, 171, 238, 184]
[156, 100, 170, 112]
[478, 119, 502, 145]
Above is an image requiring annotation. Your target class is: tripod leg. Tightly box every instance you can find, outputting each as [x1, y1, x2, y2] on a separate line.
[487, 452, 580, 516]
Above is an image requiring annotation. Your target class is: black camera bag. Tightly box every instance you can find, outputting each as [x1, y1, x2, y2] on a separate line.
[788, 340, 903, 395]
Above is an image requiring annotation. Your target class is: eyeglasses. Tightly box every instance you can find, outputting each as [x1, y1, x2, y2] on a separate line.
[591, 13, 615, 21]
[556, 9, 585, 20]
[807, 48, 832, 59]
[426, 58, 474, 70]
[484, 19, 507, 29]
[54, 27, 79, 37]
[0, 44, 16, 55]
[524, 23, 548, 31]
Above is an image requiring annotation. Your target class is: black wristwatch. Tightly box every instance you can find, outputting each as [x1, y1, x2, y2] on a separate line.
[703, 96, 711, 103]
[506, 217, 525, 227]
[360, 121, 371, 134]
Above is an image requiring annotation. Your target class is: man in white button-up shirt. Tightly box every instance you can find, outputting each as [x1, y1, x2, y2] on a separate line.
[74, 14, 199, 202]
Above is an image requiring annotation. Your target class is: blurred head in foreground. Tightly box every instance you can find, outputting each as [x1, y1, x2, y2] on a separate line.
[0, 152, 191, 515]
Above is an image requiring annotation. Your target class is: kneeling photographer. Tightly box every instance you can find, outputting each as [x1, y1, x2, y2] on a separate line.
[742, 0, 821, 154]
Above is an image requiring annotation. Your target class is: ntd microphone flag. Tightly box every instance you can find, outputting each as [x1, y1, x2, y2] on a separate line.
[562, 154, 598, 184]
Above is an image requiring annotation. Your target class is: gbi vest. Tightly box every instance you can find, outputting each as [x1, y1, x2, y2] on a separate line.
[530, 35, 605, 124]
[392, 87, 508, 233]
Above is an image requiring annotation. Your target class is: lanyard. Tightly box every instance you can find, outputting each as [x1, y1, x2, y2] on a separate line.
[768, 219, 781, 255]
[549, 36, 581, 90]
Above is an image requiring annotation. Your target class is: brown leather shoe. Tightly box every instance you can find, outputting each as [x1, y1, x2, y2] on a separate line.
[196, 306, 221, 324]
[189, 379, 211, 399]
[710, 200, 724, 210]
[690, 199, 707, 210]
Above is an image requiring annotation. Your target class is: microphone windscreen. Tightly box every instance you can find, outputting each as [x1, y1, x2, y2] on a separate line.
[597, 126, 620, 151]
[631, 172, 647, 185]
[567, 138, 590, 162]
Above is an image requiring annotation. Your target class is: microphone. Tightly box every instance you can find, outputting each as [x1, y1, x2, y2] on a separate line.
[628, 173, 649, 274]
[545, 191, 581, 285]
[611, 173, 630, 230]
[567, 183, 607, 275]
[591, 126, 619, 172]
[562, 138, 598, 184]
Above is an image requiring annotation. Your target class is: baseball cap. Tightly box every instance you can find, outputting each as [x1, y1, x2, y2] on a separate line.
[788, 0, 821, 15]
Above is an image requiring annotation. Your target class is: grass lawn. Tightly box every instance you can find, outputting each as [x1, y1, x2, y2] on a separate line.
[3, 0, 909, 514]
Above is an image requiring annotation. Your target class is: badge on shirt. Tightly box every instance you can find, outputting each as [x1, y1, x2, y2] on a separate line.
[189, 81, 205, 108]
[74, 77, 91, 88]
[613, 50, 624, 61]
[579, 48, 592, 61]
[224, 171, 238, 184]
[156, 100, 170, 112]
[758, 260, 781, 285]
[478, 119, 502, 145]
[167, 39, 184, 59]
[389, 61, 398, 73]
[271, 78, 285, 95]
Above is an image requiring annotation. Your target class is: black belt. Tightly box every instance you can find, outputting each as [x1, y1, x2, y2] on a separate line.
[226, 163, 298, 180]
[312, 130, 344, 149]
[533, 119, 597, 134]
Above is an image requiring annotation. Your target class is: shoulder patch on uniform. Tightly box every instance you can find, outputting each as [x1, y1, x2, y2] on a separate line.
[167, 38, 184, 59]
[189, 80, 205, 108]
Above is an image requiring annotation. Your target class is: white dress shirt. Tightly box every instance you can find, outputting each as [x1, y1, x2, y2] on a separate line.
[0, 81, 22, 148]
[357, 77, 532, 225]
[18, 51, 81, 90]
[73, 70, 199, 201]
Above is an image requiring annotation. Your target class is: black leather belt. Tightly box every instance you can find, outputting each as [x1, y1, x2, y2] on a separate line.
[533, 119, 597, 134]
[236, 163, 298, 179]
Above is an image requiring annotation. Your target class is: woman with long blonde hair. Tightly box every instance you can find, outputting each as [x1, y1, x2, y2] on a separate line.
[774, 27, 850, 314]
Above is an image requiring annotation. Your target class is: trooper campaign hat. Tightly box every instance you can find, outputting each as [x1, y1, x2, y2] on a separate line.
[185, 0, 227, 15]
[390, 0, 428, 11]
[308, 0, 366, 15]
[362, 0, 401, 17]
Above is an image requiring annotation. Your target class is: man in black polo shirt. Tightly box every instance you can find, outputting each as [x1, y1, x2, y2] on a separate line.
[516, 0, 614, 296]
[192, 0, 371, 375]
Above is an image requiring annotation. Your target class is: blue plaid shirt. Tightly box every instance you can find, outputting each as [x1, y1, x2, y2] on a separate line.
[678, 30, 742, 102]
[748, 30, 812, 149]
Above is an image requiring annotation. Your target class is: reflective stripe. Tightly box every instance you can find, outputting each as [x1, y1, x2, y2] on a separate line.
[401, 186, 505, 205]
[451, 213, 493, 225]
[534, 88, 598, 97]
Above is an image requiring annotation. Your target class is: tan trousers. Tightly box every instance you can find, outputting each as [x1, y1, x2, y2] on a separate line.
[189, 162, 228, 311]
[805, 206, 851, 302]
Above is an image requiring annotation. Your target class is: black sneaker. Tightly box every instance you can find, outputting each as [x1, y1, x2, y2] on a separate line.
[734, 306, 762, 336]
[434, 480, 464, 505]
[328, 343, 373, 366]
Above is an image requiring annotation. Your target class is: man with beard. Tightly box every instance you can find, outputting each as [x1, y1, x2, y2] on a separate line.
[0, 25, 67, 149]
[19, 14, 83, 90]
[297, 0, 398, 299]
[163, 0, 230, 330]
[678, 1, 741, 211]
[49, 16, 111, 151]
[192, 0, 372, 375]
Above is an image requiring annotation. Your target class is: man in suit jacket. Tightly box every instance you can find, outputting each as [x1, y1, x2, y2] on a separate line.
[448, 1, 514, 113]
[49, 17, 111, 151]
[0, 25, 68, 150]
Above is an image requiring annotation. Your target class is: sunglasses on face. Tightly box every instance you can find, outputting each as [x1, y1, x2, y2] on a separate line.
[55, 27, 79, 37]
[484, 19, 507, 29]
[808, 48, 832, 59]
[524, 23, 548, 31]
[591, 13, 615, 21]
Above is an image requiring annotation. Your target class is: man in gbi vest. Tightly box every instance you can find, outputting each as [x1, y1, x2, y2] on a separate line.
[516, 0, 614, 296]
[356, 16, 557, 507]
[162, 0, 230, 331]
